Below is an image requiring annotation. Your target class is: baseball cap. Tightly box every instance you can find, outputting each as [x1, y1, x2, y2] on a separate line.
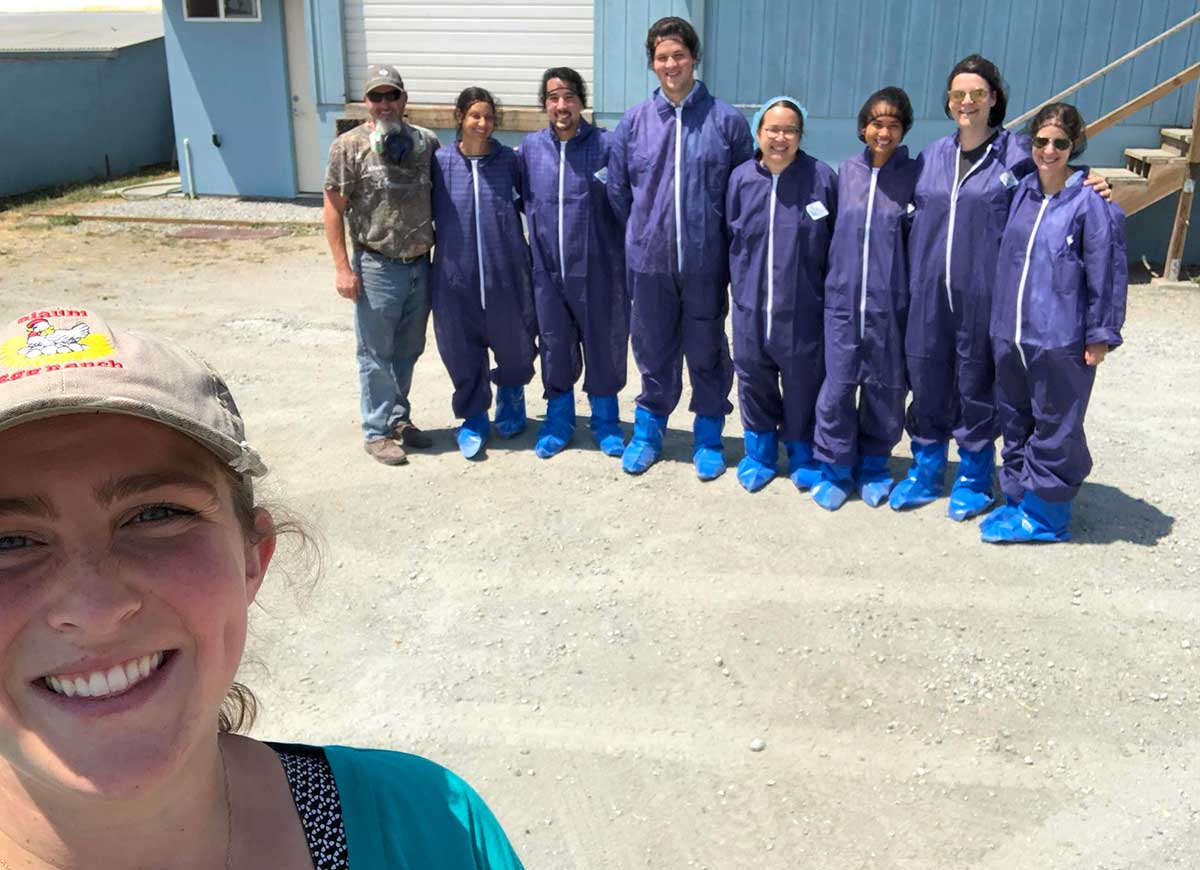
[364, 64, 405, 97]
[0, 306, 267, 477]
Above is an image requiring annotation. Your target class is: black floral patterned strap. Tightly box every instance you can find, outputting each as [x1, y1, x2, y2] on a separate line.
[273, 745, 350, 869]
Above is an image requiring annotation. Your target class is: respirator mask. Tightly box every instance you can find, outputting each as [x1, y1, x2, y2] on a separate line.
[370, 118, 413, 165]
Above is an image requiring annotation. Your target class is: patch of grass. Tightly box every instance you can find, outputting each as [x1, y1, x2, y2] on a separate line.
[0, 164, 176, 215]
[46, 214, 81, 227]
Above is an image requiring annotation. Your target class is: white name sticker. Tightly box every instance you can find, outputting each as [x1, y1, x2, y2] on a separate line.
[906, 202, 916, 215]
[1000, 171, 1017, 189]
[593, 166, 609, 184]
[806, 201, 829, 221]
[1066, 234, 1074, 247]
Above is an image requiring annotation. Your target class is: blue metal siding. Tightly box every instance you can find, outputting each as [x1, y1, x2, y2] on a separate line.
[594, 0, 705, 116]
[162, 0, 296, 197]
[594, 0, 1200, 261]
[0, 41, 173, 198]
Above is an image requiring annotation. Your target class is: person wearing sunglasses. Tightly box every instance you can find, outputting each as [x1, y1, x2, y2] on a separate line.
[430, 87, 538, 459]
[517, 67, 630, 460]
[810, 87, 920, 511]
[0, 307, 525, 868]
[981, 103, 1126, 543]
[607, 16, 756, 480]
[324, 65, 440, 466]
[890, 53, 1027, 518]
[725, 97, 837, 493]
[893, 55, 1109, 520]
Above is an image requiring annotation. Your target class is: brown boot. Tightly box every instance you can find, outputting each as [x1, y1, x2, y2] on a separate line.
[365, 437, 407, 465]
[392, 421, 432, 449]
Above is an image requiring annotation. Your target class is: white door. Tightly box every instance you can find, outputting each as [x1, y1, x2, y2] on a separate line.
[284, 0, 324, 193]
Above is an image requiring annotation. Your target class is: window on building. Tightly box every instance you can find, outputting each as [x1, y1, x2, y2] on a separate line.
[184, 0, 260, 20]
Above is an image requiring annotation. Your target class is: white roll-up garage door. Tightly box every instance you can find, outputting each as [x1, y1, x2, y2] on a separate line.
[343, 0, 594, 107]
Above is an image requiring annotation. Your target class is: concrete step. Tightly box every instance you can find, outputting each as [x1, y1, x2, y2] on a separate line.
[1159, 127, 1193, 155]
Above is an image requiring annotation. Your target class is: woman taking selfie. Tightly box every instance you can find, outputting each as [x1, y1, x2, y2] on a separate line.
[0, 308, 523, 868]
[431, 87, 538, 459]
[982, 104, 1127, 543]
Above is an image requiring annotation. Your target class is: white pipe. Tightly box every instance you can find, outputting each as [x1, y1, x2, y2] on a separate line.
[182, 138, 197, 199]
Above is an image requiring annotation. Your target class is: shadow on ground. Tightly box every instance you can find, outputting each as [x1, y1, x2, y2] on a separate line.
[1072, 482, 1174, 545]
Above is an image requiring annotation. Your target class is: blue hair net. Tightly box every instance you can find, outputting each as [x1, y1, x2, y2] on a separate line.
[751, 96, 808, 136]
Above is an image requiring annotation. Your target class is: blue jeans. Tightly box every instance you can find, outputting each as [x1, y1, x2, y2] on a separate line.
[353, 250, 431, 440]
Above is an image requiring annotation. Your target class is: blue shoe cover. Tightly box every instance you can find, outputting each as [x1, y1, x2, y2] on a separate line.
[693, 414, 726, 481]
[456, 413, 489, 459]
[981, 492, 1071, 544]
[784, 440, 821, 490]
[587, 394, 624, 457]
[979, 498, 1021, 536]
[888, 440, 948, 511]
[813, 464, 854, 511]
[622, 406, 666, 475]
[493, 385, 526, 438]
[948, 446, 995, 521]
[736, 430, 777, 493]
[855, 454, 893, 507]
[535, 392, 576, 459]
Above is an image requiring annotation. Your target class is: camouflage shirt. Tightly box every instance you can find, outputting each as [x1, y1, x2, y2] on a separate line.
[324, 121, 440, 260]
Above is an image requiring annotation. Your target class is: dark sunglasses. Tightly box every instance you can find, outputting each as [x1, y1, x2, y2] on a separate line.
[1032, 136, 1071, 151]
[366, 90, 404, 103]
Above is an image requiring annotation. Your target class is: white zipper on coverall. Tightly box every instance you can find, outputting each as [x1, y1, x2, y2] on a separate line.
[766, 173, 779, 342]
[558, 140, 566, 278]
[470, 158, 486, 309]
[944, 145, 992, 314]
[674, 105, 683, 272]
[860, 167, 880, 341]
[1013, 197, 1051, 369]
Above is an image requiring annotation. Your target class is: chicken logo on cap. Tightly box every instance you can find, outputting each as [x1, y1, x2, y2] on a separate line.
[18, 319, 91, 358]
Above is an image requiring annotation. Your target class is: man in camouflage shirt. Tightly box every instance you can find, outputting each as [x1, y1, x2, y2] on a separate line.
[324, 65, 441, 465]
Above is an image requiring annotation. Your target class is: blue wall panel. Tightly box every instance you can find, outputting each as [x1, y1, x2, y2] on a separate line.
[163, 0, 296, 197]
[595, 0, 1200, 262]
[0, 41, 174, 198]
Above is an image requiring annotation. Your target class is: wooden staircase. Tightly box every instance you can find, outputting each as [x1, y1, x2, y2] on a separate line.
[1008, 11, 1200, 285]
[1097, 127, 1192, 217]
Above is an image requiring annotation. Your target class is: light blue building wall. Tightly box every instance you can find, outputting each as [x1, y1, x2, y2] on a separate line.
[163, 0, 1199, 260]
[594, 0, 1200, 262]
[0, 40, 173, 197]
[162, 0, 296, 197]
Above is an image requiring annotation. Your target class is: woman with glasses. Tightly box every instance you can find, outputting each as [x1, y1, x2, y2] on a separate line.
[726, 97, 837, 493]
[982, 103, 1126, 543]
[892, 55, 1108, 520]
[431, 87, 538, 459]
[810, 87, 921, 511]
[890, 54, 1028, 519]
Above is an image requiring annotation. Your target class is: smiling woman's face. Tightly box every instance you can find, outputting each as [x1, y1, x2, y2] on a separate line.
[948, 72, 995, 132]
[0, 414, 273, 798]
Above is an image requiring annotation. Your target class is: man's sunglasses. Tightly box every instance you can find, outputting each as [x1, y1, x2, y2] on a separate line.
[366, 90, 404, 103]
[1032, 136, 1071, 151]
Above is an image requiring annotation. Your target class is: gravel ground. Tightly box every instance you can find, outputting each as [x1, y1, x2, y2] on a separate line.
[74, 190, 324, 224]
[1, 216, 1198, 870]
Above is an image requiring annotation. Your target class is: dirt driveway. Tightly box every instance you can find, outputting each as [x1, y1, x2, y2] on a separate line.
[2, 215, 1197, 869]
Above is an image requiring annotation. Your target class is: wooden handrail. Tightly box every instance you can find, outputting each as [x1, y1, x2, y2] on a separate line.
[1085, 62, 1200, 139]
[1007, 9, 1200, 129]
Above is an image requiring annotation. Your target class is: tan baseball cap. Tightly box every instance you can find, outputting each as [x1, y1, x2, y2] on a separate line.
[0, 306, 267, 477]
[363, 64, 405, 97]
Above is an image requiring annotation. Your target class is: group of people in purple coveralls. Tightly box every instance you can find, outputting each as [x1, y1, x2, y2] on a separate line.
[327, 17, 1127, 546]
